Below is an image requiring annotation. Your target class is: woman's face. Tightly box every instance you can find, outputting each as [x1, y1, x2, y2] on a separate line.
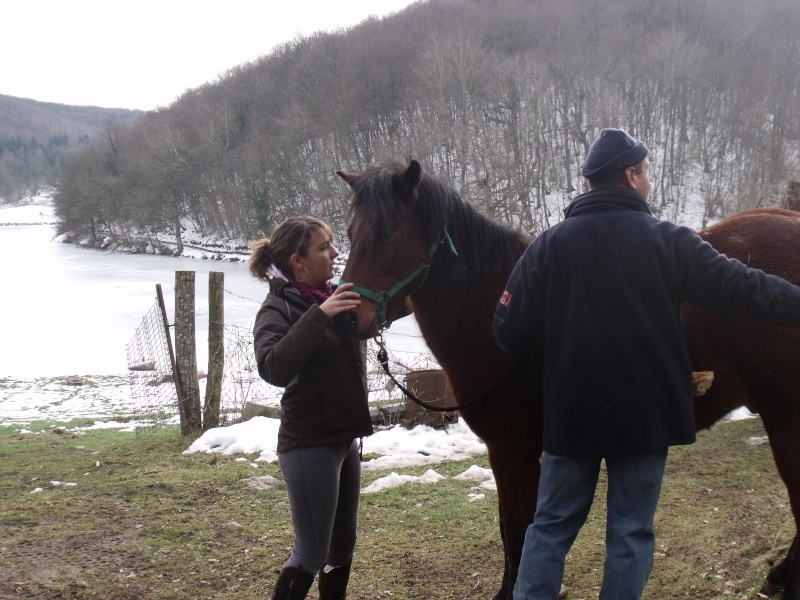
[294, 228, 339, 288]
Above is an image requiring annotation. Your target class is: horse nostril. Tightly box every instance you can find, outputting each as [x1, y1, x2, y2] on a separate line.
[333, 311, 358, 335]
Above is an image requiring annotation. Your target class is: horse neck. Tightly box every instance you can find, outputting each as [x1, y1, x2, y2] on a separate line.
[408, 217, 522, 379]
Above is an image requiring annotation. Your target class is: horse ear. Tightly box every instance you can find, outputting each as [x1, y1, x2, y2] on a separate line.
[393, 160, 423, 202]
[336, 170, 361, 189]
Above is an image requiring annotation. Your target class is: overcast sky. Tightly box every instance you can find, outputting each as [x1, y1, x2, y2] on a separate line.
[5, 0, 419, 111]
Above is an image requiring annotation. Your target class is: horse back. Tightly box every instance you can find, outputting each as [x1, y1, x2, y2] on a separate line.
[698, 208, 800, 282]
[684, 208, 800, 428]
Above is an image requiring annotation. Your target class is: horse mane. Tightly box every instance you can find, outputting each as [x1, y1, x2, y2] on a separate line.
[347, 159, 530, 294]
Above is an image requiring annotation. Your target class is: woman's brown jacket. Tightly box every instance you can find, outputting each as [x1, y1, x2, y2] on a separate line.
[253, 278, 373, 453]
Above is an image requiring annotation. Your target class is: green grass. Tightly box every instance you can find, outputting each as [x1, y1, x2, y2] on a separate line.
[0, 418, 792, 599]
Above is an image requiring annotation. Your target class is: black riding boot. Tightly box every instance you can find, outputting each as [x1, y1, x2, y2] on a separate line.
[317, 560, 352, 600]
[270, 566, 314, 600]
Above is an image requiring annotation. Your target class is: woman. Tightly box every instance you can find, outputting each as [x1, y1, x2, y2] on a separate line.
[250, 216, 373, 600]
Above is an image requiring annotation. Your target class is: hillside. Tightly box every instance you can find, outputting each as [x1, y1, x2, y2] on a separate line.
[0, 94, 143, 201]
[50, 0, 800, 250]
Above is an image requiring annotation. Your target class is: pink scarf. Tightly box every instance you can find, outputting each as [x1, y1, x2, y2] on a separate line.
[286, 272, 334, 305]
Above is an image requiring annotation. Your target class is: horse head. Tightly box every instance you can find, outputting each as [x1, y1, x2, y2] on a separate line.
[336, 160, 432, 339]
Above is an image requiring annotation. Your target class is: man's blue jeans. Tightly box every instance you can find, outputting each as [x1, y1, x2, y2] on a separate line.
[513, 449, 668, 600]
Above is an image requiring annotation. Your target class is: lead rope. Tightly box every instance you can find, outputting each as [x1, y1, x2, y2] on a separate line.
[374, 334, 522, 413]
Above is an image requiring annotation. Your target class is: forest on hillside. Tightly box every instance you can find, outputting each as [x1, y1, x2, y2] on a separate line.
[0, 94, 142, 201]
[53, 0, 800, 250]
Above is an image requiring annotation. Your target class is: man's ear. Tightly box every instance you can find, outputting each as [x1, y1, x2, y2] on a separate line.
[623, 167, 637, 189]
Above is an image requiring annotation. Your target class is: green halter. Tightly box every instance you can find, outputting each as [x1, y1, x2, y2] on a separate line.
[339, 227, 458, 330]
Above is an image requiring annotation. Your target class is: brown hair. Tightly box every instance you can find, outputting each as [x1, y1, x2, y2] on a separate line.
[248, 216, 333, 282]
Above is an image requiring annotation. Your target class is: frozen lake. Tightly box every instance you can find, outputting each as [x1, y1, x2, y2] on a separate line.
[0, 202, 430, 380]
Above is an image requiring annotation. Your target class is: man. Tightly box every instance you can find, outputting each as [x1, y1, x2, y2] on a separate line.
[492, 128, 800, 599]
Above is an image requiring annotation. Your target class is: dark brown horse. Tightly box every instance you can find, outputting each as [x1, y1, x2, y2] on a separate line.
[336, 159, 800, 599]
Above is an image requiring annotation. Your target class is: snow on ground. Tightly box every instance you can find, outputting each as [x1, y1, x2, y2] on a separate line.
[183, 417, 489, 470]
[0, 376, 133, 426]
[0, 196, 54, 224]
[183, 416, 495, 492]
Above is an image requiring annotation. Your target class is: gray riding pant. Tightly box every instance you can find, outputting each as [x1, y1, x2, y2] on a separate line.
[278, 439, 361, 574]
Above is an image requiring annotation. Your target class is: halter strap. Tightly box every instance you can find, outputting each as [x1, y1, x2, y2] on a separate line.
[339, 227, 458, 330]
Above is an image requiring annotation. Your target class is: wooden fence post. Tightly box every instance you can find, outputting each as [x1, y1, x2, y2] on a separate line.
[175, 271, 202, 436]
[204, 271, 224, 430]
[156, 283, 183, 423]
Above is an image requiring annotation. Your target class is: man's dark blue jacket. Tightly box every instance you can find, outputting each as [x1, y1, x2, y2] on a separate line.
[493, 187, 800, 457]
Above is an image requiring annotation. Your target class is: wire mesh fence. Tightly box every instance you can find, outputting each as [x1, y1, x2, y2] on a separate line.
[126, 285, 443, 435]
[126, 300, 178, 436]
[216, 323, 277, 422]
[217, 323, 442, 427]
[362, 336, 443, 426]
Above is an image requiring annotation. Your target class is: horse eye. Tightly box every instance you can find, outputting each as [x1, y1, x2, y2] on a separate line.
[388, 228, 404, 243]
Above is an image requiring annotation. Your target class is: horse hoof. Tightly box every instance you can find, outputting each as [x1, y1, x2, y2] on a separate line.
[761, 575, 786, 598]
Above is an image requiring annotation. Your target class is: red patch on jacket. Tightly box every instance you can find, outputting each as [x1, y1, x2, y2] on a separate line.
[499, 290, 511, 306]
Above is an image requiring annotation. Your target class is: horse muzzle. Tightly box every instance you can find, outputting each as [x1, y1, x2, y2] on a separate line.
[333, 306, 382, 340]
[333, 311, 359, 337]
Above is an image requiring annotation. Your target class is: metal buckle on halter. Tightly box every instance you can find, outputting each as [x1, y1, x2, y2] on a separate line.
[375, 333, 390, 364]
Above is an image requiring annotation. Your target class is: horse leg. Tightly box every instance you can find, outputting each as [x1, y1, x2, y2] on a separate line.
[493, 490, 513, 600]
[759, 410, 800, 600]
[486, 441, 541, 600]
[762, 536, 799, 599]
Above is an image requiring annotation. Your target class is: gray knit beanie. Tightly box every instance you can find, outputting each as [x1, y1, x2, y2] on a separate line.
[581, 128, 649, 180]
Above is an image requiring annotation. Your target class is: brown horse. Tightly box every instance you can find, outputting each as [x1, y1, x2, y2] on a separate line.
[336, 159, 800, 599]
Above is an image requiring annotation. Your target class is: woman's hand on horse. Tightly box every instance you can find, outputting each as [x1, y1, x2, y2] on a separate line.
[321, 282, 361, 318]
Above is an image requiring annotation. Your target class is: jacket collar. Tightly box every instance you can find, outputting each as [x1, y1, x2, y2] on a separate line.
[269, 278, 307, 305]
[269, 277, 291, 295]
[563, 187, 652, 219]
